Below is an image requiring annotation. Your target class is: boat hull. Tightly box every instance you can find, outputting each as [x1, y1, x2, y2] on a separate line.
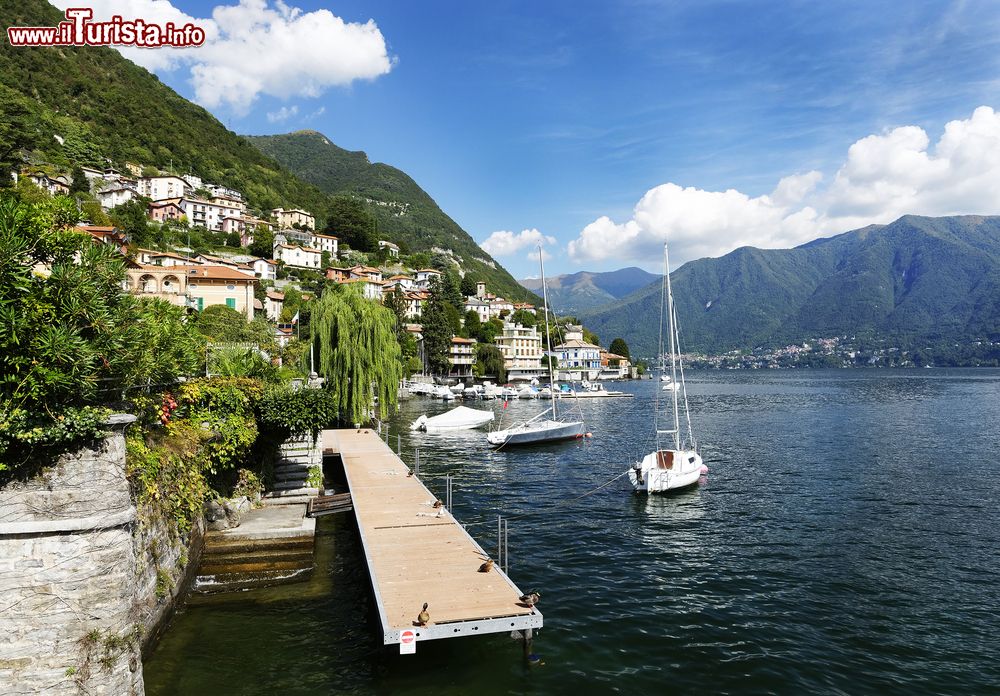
[629, 449, 703, 494]
[487, 420, 586, 446]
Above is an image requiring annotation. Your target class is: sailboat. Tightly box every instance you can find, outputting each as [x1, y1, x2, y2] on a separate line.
[629, 242, 706, 493]
[486, 247, 586, 447]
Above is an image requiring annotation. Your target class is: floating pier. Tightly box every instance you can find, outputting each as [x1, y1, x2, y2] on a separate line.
[322, 428, 542, 649]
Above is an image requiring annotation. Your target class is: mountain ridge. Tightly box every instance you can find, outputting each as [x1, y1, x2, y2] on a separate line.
[247, 131, 534, 302]
[519, 266, 661, 314]
[579, 215, 1000, 356]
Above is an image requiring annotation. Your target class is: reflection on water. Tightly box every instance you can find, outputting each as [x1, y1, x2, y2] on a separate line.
[145, 369, 1000, 695]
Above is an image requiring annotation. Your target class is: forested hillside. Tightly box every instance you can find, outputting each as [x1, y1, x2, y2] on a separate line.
[581, 215, 1000, 356]
[248, 131, 534, 302]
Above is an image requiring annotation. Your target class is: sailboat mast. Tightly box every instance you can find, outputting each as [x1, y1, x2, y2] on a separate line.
[539, 245, 558, 420]
[664, 242, 681, 449]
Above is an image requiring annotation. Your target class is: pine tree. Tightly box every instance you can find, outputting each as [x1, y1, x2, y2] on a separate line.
[421, 277, 453, 376]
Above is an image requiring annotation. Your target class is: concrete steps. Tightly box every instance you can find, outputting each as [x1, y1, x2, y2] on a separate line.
[193, 504, 315, 593]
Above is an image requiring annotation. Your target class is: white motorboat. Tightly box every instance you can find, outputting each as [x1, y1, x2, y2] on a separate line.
[498, 386, 519, 400]
[487, 246, 587, 448]
[629, 242, 707, 494]
[571, 381, 633, 398]
[517, 385, 539, 399]
[411, 406, 495, 431]
[463, 386, 482, 400]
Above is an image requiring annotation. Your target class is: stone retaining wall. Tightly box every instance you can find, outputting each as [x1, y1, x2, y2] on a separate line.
[0, 415, 201, 695]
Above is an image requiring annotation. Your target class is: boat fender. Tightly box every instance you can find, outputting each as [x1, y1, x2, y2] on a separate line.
[700, 465, 709, 474]
[585, 432, 593, 438]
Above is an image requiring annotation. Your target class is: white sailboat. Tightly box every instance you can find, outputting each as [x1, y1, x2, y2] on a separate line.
[487, 246, 586, 447]
[629, 242, 706, 493]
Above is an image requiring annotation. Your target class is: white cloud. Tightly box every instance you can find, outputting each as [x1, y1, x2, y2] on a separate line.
[266, 105, 298, 123]
[568, 106, 1000, 268]
[480, 228, 556, 257]
[52, 0, 393, 114]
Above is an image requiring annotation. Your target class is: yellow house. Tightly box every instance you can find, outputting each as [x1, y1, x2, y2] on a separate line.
[127, 264, 258, 320]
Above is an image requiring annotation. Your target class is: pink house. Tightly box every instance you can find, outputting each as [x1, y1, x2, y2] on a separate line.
[148, 199, 184, 222]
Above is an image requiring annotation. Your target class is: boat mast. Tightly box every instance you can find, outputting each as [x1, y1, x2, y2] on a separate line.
[664, 242, 681, 449]
[539, 245, 558, 420]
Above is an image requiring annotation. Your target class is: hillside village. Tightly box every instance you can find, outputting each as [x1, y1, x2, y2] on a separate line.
[17, 164, 635, 382]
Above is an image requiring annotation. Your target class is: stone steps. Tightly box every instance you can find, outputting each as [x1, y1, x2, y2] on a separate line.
[192, 567, 313, 595]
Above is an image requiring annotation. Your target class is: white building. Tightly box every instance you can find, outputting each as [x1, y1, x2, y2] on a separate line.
[550, 325, 602, 370]
[378, 240, 400, 258]
[339, 278, 384, 301]
[415, 268, 442, 285]
[181, 173, 203, 190]
[496, 322, 544, 381]
[96, 186, 137, 209]
[312, 232, 339, 256]
[449, 337, 477, 377]
[265, 290, 284, 321]
[252, 258, 277, 281]
[137, 175, 189, 201]
[272, 208, 315, 230]
[179, 197, 243, 232]
[211, 193, 246, 214]
[274, 243, 321, 270]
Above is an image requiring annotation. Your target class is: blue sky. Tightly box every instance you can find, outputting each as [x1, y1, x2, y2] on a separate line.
[66, 0, 1000, 277]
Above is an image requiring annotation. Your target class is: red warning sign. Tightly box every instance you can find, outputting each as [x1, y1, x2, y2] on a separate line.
[399, 629, 417, 654]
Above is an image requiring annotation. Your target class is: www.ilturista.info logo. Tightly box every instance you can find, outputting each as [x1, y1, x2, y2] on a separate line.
[7, 8, 206, 48]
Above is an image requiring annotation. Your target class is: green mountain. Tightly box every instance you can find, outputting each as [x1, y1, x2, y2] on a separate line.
[0, 0, 328, 214]
[519, 267, 661, 314]
[580, 215, 1000, 356]
[247, 131, 534, 302]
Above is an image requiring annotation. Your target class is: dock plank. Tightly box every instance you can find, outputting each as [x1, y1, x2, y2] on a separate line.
[329, 428, 541, 644]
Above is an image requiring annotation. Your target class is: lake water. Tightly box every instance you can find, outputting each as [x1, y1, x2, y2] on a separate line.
[144, 369, 1000, 694]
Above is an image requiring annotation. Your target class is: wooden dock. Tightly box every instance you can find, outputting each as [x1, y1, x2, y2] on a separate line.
[322, 428, 542, 648]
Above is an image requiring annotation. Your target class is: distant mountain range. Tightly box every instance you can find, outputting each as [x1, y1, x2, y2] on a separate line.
[248, 131, 533, 302]
[579, 215, 1000, 356]
[519, 267, 661, 314]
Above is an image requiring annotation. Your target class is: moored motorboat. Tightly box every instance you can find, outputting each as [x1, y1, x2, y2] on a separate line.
[411, 406, 495, 431]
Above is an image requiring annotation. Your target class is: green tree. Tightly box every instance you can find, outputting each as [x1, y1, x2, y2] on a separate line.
[0, 86, 40, 187]
[0, 195, 202, 467]
[311, 284, 402, 423]
[249, 227, 274, 258]
[464, 309, 481, 337]
[324, 196, 376, 252]
[442, 270, 464, 308]
[460, 274, 478, 298]
[68, 165, 90, 196]
[384, 287, 408, 341]
[109, 198, 152, 247]
[476, 317, 503, 345]
[609, 338, 631, 360]
[421, 277, 453, 376]
[195, 305, 275, 353]
[475, 344, 506, 382]
[510, 309, 536, 327]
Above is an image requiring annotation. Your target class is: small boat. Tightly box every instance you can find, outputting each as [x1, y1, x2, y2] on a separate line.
[463, 386, 481, 400]
[487, 246, 587, 448]
[411, 406, 495, 431]
[570, 381, 633, 398]
[517, 385, 539, 399]
[498, 386, 519, 400]
[487, 413, 585, 446]
[629, 241, 706, 494]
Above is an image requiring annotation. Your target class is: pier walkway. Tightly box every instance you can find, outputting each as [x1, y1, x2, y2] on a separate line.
[322, 428, 542, 648]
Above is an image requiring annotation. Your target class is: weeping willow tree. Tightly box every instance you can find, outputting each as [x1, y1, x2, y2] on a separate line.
[312, 285, 402, 424]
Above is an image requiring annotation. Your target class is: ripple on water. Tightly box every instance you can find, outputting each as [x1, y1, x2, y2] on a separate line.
[144, 370, 1000, 695]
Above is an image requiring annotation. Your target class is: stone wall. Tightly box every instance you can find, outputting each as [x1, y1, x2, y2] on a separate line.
[0, 415, 201, 695]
